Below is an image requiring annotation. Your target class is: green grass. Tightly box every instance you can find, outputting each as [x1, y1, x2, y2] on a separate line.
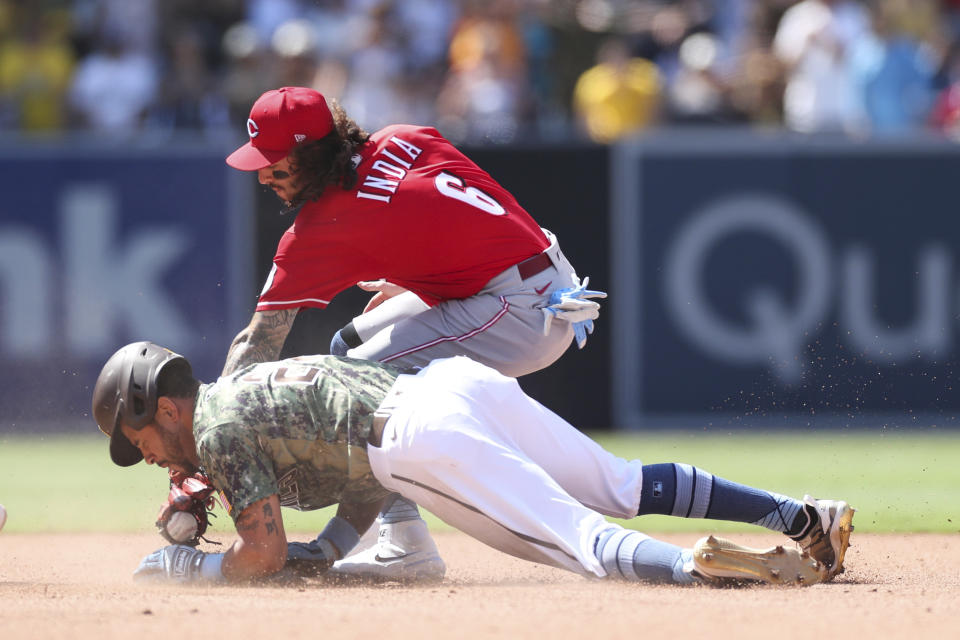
[592, 430, 960, 534]
[1, 431, 957, 536]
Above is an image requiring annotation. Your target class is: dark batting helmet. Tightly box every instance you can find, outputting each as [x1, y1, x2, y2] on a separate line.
[92, 341, 191, 466]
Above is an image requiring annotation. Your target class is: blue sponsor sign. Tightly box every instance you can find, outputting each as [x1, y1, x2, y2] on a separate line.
[0, 142, 251, 427]
[611, 133, 960, 429]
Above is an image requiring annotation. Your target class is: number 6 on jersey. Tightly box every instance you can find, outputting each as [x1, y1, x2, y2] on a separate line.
[435, 171, 506, 216]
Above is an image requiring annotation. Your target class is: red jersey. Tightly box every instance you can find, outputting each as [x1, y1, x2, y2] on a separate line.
[256, 125, 549, 311]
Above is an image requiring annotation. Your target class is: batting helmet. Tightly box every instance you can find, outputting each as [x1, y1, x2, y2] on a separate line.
[92, 341, 191, 467]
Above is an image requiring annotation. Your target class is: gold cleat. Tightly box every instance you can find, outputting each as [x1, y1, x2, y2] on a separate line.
[690, 535, 829, 586]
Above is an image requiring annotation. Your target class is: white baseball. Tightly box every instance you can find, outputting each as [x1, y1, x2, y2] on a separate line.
[166, 511, 198, 542]
[0, 504, 6, 532]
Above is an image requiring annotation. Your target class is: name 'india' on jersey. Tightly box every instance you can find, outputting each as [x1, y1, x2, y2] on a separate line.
[258, 125, 550, 311]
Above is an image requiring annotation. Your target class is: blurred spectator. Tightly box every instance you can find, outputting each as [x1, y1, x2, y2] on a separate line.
[848, 0, 940, 135]
[945, 0, 960, 40]
[711, 0, 752, 74]
[388, 0, 458, 126]
[448, 0, 526, 74]
[393, 0, 457, 73]
[930, 49, 960, 137]
[665, 31, 749, 125]
[0, 5, 75, 132]
[4, 0, 960, 140]
[930, 53, 960, 138]
[724, 2, 788, 126]
[270, 18, 320, 89]
[726, 47, 787, 127]
[773, 0, 870, 134]
[220, 21, 271, 127]
[157, 0, 246, 74]
[647, 5, 694, 84]
[67, 30, 159, 134]
[338, 3, 409, 131]
[246, 0, 302, 45]
[572, 37, 661, 143]
[517, 5, 563, 135]
[71, 0, 159, 56]
[928, 0, 960, 141]
[300, 0, 358, 61]
[436, 0, 529, 142]
[147, 26, 231, 134]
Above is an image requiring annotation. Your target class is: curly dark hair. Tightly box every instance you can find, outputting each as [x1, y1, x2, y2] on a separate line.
[286, 101, 370, 208]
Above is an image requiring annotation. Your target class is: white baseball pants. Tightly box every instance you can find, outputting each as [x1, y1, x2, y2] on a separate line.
[365, 356, 643, 576]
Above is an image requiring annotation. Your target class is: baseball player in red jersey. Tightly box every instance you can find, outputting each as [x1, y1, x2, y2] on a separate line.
[223, 87, 605, 581]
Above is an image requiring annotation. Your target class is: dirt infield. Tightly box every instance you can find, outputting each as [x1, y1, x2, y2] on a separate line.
[2, 531, 957, 639]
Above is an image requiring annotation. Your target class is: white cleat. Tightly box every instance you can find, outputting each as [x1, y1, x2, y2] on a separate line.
[330, 518, 446, 582]
[790, 495, 855, 580]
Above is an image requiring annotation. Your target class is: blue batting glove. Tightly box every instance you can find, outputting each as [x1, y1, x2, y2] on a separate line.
[572, 317, 595, 349]
[540, 277, 607, 348]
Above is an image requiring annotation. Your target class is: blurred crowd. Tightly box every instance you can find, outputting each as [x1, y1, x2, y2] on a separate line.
[4, 0, 960, 145]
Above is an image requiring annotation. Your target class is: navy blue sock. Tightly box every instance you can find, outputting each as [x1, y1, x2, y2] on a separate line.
[638, 463, 808, 535]
[637, 463, 679, 516]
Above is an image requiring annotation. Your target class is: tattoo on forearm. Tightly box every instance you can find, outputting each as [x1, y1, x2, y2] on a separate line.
[222, 309, 297, 375]
[236, 512, 260, 533]
[263, 502, 278, 536]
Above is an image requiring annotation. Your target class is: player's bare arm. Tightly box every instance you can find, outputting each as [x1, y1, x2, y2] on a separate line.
[222, 309, 298, 376]
[222, 494, 288, 581]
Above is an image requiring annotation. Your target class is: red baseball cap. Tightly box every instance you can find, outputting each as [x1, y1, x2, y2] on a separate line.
[226, 87, 334, 171]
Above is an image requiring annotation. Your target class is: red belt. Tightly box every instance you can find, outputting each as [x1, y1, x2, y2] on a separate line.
[516, 252, 553, 280]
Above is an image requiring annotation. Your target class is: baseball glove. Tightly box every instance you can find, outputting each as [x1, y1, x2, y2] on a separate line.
[155, 470, 219, 546]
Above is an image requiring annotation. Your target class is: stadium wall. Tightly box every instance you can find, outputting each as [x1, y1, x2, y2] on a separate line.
[611, 131, 960, 430]
[2, 133, 958, 433]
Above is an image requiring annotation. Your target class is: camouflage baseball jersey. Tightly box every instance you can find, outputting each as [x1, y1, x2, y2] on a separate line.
[192, 355, 404, 522]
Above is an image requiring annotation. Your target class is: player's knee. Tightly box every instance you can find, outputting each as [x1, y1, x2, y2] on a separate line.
[330, 322, 362, 356]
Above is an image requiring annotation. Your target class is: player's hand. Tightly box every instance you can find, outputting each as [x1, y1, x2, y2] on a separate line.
[357, 280, 408, 313]
[540, 277, 607, 349]
[155, 469, 218, 546]
[133, 545, 226, 583]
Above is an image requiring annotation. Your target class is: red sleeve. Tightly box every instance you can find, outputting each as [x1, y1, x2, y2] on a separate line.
[255, 228, 368, 312]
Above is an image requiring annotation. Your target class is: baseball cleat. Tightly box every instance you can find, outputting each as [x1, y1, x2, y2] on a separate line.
[688, 535, 829, 586]
[330, 518, 446, 582]
[790, 495, 855, 580]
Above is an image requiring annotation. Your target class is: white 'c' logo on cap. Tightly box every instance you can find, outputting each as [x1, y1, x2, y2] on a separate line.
[247, 118, 259, 139]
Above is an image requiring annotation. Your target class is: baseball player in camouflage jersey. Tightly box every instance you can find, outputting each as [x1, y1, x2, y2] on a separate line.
[93, 342, 855, 586]
[222, 86, 606, 580]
